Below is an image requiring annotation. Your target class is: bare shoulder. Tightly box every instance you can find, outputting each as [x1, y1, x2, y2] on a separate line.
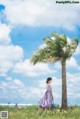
[46, 84, 52, 88]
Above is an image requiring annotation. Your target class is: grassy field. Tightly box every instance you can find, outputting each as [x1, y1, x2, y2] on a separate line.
[0, 105, 80, 119]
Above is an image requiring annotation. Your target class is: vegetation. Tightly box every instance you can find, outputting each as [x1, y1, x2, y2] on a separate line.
[31, 32, 78, 110]
[0, 105, 80, 119]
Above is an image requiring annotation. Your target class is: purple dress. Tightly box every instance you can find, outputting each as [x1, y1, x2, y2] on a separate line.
[38, 84, 53, 108]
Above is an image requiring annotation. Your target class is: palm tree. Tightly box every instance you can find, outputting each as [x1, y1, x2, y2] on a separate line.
[31, 32, 78, 110]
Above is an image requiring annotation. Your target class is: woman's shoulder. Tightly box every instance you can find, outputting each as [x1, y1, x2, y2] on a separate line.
[46, 84, 52, 89]
[47, 84, 51, 86]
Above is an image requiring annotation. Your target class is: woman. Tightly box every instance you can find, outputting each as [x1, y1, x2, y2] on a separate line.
[38, 77, 54, 115]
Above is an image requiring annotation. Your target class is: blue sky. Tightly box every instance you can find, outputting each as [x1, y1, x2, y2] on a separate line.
[0, 0, 80, 105]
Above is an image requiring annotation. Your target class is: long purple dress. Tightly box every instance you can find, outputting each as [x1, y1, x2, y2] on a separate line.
[38, 84, 53, 108]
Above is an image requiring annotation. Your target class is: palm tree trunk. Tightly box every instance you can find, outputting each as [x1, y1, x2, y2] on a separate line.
[61, 59, 67, 110]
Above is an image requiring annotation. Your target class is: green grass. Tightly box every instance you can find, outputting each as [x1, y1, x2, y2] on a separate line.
[0, 105, 80, 119]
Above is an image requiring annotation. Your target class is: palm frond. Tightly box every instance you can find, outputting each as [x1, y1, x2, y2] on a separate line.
[31, 46, 60, 64]
[43, 37, 55, 48]
[68, 37, 78, 57]
[52, 32, 67, 47]
[31, 47, 51, 64]
[45, 57, 59, 63]
[31, 32, 79, 64]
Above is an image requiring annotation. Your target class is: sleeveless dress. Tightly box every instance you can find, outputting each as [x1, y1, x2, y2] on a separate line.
[38, 84, 53, 108]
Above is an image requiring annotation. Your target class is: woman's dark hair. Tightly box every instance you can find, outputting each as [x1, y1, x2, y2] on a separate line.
[46, 77, 52, 83]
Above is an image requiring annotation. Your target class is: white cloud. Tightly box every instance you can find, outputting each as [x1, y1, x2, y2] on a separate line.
[13, 79, 25, 88]
[0, 24, 11, 45]
[0, 22, 24, 76]
[13, 59, 53, 77]
[0, 77, 45, 103]
[0, 45, 24, 75]
[54, 62, 61, 70]
[67, 57, 78, 68]
[1, 0, 80, 30]
[0, 77, 28, 102]
[54, 57, 78, 70]
[0, 45, 23, 62]
[75, 44, 80, 55]
[67, 72, 80, 100]
[0, 60, 13, 76]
